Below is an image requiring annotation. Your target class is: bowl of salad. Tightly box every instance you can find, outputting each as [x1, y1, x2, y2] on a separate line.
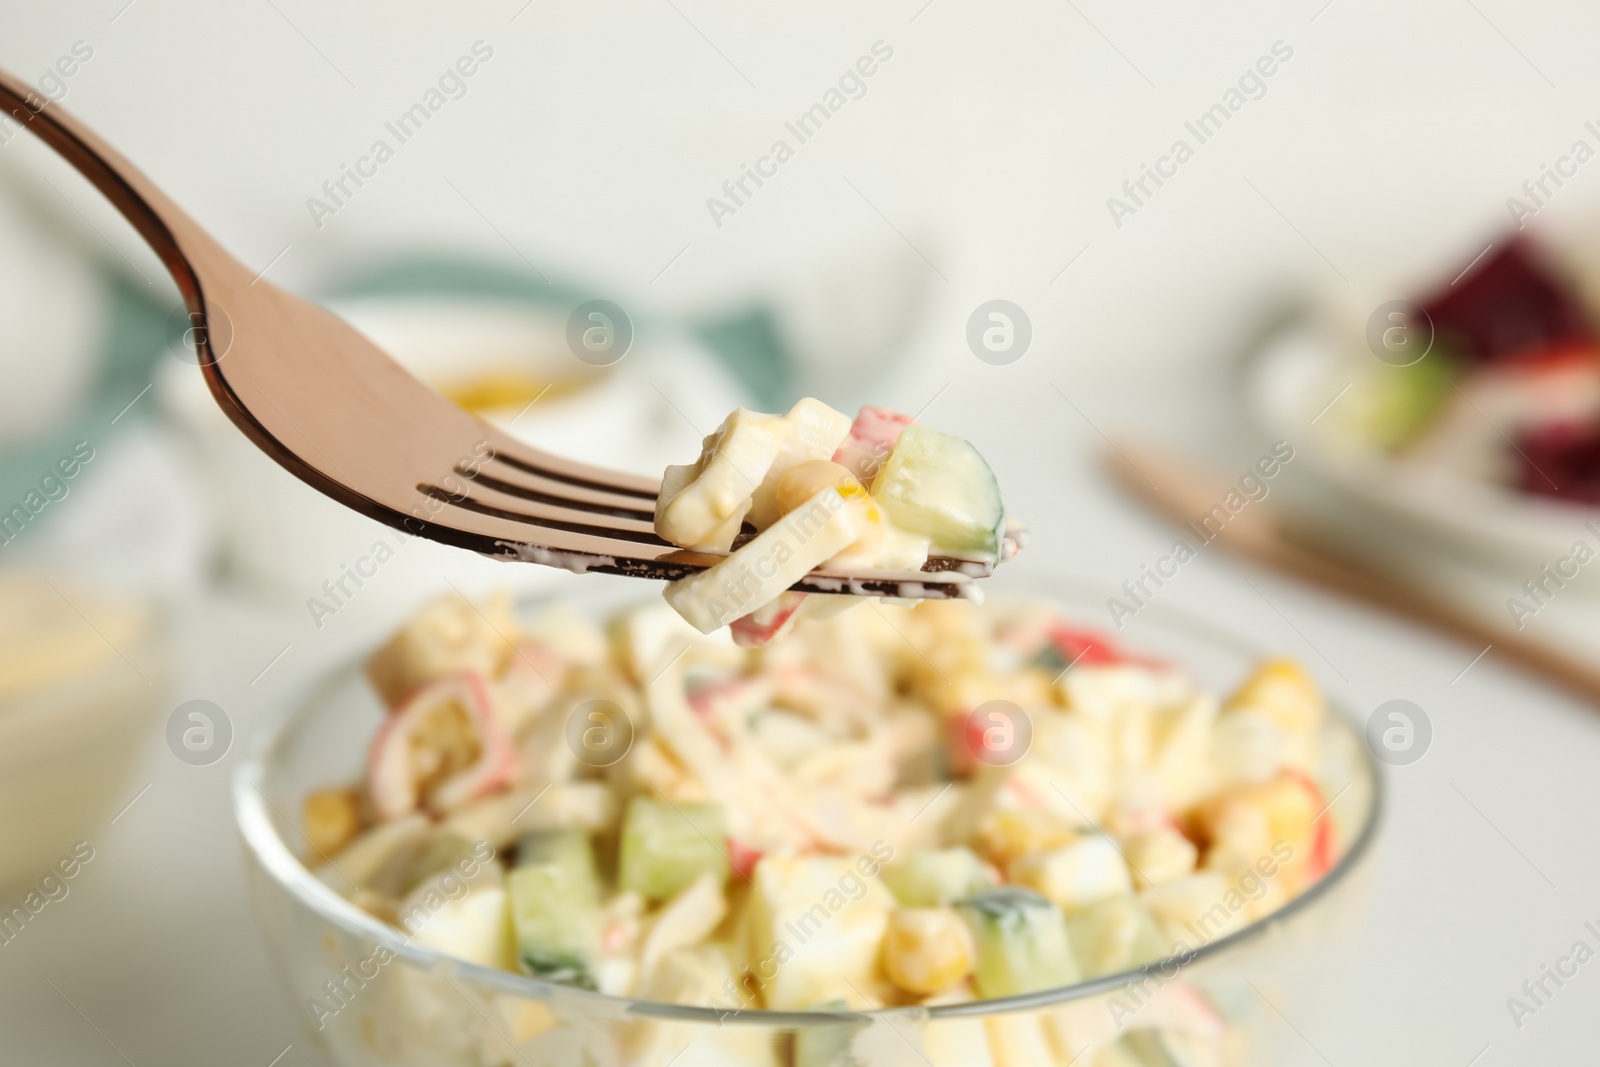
[236, 572, 1380, 1067]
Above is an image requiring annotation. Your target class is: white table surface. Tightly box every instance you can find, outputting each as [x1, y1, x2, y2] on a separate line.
[4, 3, 1600, 1064]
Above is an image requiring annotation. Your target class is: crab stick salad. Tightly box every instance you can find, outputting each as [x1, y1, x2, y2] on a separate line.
[302, 589, 1343, 1064]
[653, 400, 1023, 643]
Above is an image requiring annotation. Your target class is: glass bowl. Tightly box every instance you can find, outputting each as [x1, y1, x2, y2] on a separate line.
[235, 572, 1381, 1067]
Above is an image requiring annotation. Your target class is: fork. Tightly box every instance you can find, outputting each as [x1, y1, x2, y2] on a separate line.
[0, 71, 982, 600]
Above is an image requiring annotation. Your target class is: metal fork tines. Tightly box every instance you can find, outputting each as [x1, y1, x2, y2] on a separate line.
[417, 439, 986, 597]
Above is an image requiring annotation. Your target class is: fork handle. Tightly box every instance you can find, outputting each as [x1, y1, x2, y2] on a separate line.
[0, 69, 249, 323]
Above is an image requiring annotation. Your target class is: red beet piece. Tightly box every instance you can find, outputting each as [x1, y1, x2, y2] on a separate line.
[1516, 421, 1600, 504]
[1420, 238, 1592, 365]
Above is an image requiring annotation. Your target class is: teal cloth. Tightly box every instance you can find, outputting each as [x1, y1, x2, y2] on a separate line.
[0, 270, 167, 508]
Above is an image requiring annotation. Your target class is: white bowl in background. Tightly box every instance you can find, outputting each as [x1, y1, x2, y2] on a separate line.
[0, 573, 171, 889]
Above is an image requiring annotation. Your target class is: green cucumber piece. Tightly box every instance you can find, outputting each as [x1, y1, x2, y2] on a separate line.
[870, 424, 1005, 560]
[507, 830, 600, 988]
[1362, 350, 1458, 451]
[517, 829, 599, 890]
[882, 847, 994, 907]
[618, 797, 728, 902]
[1063, 895, 1168, 978]
[956, 887, 1079, 997]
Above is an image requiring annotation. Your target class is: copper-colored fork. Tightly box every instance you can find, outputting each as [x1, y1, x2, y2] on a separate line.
[0, 72, 982, 600]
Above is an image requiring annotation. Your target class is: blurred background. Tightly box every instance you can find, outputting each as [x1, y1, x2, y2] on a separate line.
[3, 1, 1600, 1064]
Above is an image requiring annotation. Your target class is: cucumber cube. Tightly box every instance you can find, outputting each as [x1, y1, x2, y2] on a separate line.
[618, 797, 728, 902]
[882, 847, 995, 907]
[507, 829, 600, 988]
[517, 828, 599, 893]
[956, 887, 1079, 998]
[870, 424, 1005, 560]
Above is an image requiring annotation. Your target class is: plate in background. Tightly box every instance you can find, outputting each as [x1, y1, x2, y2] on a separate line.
[1242, 307, 1600, 584]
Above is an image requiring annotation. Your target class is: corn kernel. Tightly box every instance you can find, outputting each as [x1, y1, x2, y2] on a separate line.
[1196, 774, 1317, 858]
[884, 908, 975, 995]
[775, 461, 861, 515]
[304, 787, 363, 857]
[1225, 659, 1323, 735]
[972, 809, 1077, 868]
